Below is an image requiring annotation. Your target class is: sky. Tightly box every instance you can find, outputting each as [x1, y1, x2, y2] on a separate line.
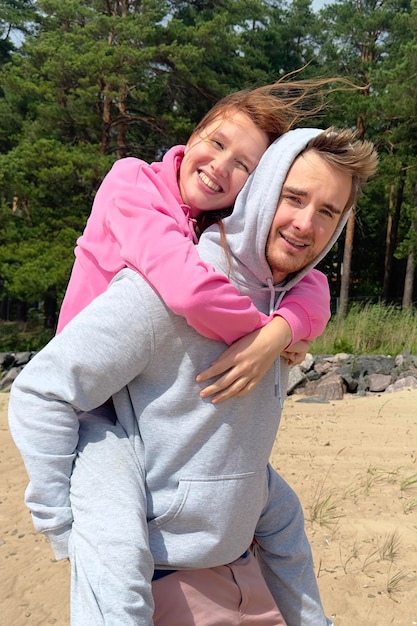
[311, 0, 334, 10]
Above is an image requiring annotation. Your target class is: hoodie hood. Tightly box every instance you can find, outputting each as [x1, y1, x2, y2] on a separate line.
[198, 127, 350, 315]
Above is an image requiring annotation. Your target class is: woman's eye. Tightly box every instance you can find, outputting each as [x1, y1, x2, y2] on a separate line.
[237, 161, 250, 173]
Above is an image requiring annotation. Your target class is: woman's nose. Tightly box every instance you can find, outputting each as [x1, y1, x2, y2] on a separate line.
[210, 153, 230, 177]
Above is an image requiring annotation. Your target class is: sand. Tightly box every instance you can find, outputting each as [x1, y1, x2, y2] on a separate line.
[1, 388, 416, 625]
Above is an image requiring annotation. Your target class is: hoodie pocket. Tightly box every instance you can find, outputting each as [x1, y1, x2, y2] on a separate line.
[148, 470, 268, 568]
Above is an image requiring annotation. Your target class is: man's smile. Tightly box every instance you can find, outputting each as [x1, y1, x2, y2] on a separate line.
[280, 232, 309, 249]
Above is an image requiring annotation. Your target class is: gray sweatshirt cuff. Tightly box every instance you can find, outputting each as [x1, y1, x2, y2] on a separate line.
[45, 525, 72, 560]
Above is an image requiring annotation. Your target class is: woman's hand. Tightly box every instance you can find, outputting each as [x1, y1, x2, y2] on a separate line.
[196, 316, 295, 404]
[281, 340, 310, 366]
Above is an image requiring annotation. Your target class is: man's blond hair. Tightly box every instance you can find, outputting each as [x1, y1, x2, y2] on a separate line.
[304, 127, 378, 214]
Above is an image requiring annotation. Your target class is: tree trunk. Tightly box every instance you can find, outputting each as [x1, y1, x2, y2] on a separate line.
[402, 182, 417, 309]
[100, 26, 116, 154]
[338, 209, 355, 318]
[337, 113, 366, 318]
[402, 251, 414, 309]
[383, 184, 394, 297]
[116, 84, 128, 159]
[383, 168, 405, 302]
[44, 289, 58, 329]
[100, 82, 112, 154]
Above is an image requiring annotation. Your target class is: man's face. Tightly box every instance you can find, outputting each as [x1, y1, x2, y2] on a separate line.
[266, 150, 352, 283]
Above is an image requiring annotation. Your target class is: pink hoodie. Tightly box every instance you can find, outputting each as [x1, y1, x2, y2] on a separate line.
[57, 146, 330, 344]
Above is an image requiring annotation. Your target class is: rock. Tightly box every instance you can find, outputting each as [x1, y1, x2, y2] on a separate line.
[0, 366, 22, 392]
[0, 353, 16, 369]
[287, 352, 417, 399]
[330, 352, 352, 363]
[314, 373, 345, 401]
[314, 361, 332, 376]
[339, 372, 358, 393]
[14, 352, 34, 366]
[287, 365, 306, 394]
[385, 376, 417, 393]
[367, 373, 393, 392]
[299, 353, 315, 372]
[351, 355, 396, 378]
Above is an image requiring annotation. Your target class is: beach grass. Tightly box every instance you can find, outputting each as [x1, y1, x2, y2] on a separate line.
[311, 303, 417, 355]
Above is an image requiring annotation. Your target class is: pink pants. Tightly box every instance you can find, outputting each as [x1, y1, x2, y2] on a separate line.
[152, 550, 287, 626]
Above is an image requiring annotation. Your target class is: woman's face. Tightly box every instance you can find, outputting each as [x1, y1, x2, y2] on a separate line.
[179, 112, 269, 217]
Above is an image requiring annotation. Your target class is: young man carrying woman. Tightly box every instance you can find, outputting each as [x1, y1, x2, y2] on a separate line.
[10, 126, 377, 625]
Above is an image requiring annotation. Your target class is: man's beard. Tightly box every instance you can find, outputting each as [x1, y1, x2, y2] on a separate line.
[266, 245, 316, 284]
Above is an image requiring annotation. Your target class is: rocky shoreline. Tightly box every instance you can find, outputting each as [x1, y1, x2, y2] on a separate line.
[0, 352, 36, 392]
[2, 350, 417, 401]
[288, 351, 417, 401]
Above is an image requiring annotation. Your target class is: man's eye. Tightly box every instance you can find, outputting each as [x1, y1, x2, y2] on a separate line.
[320, 208, 334, 219]
[285, 195, 300, 204]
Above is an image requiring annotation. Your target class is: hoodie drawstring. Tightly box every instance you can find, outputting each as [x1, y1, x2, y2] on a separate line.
[182, 204, 199, 244]
[267, 277, 285, 409]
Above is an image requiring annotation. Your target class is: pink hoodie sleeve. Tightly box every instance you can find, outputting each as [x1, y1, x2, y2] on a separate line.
[274, 269, 331, 345]
[106, 183, 270, 345]
[102, 159, 329, 346]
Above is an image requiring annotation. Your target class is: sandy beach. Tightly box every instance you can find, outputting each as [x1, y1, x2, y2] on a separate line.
[1, 388, 416, 625]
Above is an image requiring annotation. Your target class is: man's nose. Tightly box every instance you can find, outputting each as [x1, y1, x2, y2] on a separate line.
[293, 206, 314, 232]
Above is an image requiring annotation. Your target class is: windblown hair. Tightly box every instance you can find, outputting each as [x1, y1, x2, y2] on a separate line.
[195, 71, 365, 234]
[304, 127, 378, 214]
[192, 71, 361, 147]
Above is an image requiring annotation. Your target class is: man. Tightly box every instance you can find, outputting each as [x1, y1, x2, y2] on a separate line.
[9, 127, 377, 626]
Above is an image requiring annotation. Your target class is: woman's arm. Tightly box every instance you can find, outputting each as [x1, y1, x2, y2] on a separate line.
[196, 270, 329, 402]
[103, 160, 270, 344]
[197, 316, 293, 403]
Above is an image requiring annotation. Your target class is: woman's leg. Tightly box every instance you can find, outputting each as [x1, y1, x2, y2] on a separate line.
[69, 406, 154, 626]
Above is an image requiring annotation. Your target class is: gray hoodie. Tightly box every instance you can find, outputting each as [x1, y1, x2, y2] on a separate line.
[9, 128, 345, 625]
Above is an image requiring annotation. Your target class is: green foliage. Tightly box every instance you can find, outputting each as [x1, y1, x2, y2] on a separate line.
[0, 320, 54, 351]
[0, 0, 416, 328]
[0, 0, 37, 39]
[0, 227, 77, 301]
[312, 303, 417, 354]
